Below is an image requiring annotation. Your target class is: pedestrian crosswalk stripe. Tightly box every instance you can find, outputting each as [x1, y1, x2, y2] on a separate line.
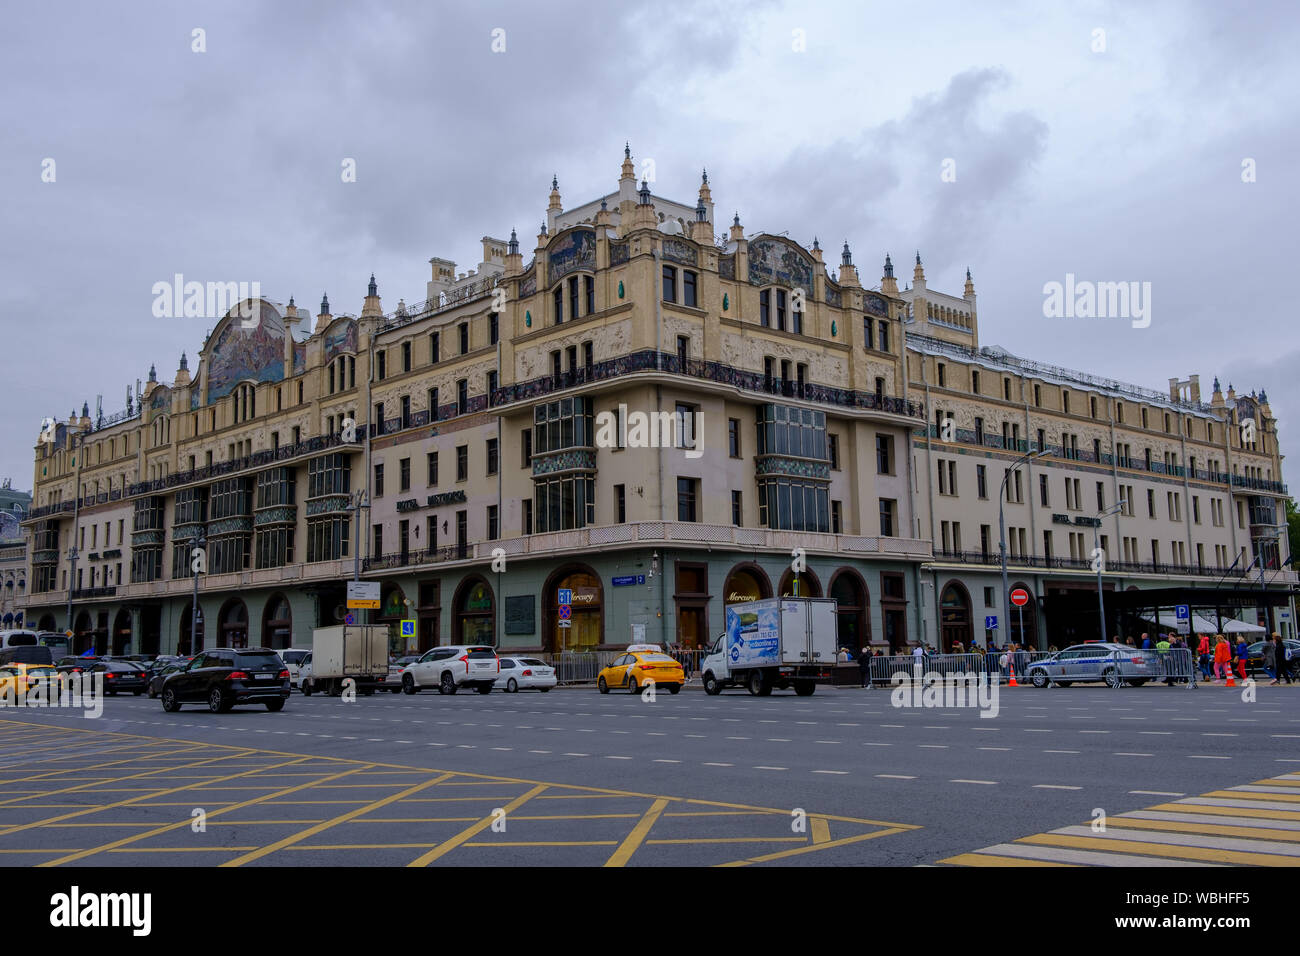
[939, 770, 1300, 866]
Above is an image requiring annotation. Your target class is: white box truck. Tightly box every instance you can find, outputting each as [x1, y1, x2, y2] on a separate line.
[301, 625, 389, 696]
[701, 597, 837, 696]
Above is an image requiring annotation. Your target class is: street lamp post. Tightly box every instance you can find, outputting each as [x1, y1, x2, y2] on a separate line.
[1094, 500, 1126, 641]
[65, 545, 79, 648]
[349, 490, 367, 625]
[999, 449, 1049, 647]
[190, 532, 206, 655]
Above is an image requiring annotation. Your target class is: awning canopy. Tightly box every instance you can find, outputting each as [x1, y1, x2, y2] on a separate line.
[1139, 611, 1266, 635]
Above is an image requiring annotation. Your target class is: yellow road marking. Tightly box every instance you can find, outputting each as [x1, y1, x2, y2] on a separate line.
[0, 752, 267, 833]
[1203, 790, 1300, 803]
[1111, 818, 1300, 842]
[35, 758, 353, 866]
[811, 817, 832, 845]
[604, 798, 670, 868]
[1017, 833, 1298, 866]
[407, 784, 550, 867]
[221, 772, 452, 867]
[464, 841, 619, 847]
[939, 852, 1074, 866]
[105, 846, 260, 853]
[649, 837, 806, 844]
[719, 828, 909, 866]
[1151, 802, 1300, 821]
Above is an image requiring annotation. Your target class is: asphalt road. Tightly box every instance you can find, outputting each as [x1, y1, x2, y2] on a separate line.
[2, 679, 1298, 866]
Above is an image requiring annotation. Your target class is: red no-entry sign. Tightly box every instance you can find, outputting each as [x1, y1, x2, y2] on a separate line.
[1010, 588, 1030, 607]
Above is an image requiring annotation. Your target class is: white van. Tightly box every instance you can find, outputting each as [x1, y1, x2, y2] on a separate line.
[0, 630, 39, 650]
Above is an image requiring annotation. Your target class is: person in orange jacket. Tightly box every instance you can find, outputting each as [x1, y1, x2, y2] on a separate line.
[1212, 634, 1232, 682]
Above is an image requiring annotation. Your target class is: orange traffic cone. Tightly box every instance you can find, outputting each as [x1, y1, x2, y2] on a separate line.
[1008, 659, 1019, 688]
[1225, 667, 1235, 687]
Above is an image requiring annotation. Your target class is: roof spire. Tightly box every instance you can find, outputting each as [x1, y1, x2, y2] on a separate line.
[508, 228, 519, 256]
[638, 179, 651, 205]
[320, 292, 330, 315]
[368, 274, 377, 297]
[884, 253, 894, 278]
[841, 241, 852, 266]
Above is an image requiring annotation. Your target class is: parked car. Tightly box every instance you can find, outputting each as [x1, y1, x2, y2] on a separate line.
[598, 650, 684, 694]
[495, 657, 557, 693]
[280, 647, 312, 688]
[56, 656, 99, 674]
[160, 648, 291, 713]
[1245, 639, 1300, 678]
[1026, 643, 1160, 688]
[399, 646, 499, 695]
[0, 663, 60, 699]
[91, 660, 150, 696]
[148, 660, 190, 698]
[385, 655, 422, 693]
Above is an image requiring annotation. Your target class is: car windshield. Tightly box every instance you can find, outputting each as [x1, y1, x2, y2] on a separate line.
[282, 651, 308, 665]
[234, 653, 283, 669]
[519, 658, 547, 666]
[4, 633, 37, 646]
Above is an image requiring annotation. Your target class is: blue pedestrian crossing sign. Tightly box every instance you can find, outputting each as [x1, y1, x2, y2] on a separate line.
[558, 589, 573, 606]
[985, 615, 998, 630]
[401, 620, 416, 638]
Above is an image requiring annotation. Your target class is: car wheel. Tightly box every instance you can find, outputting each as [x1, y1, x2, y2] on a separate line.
[1031, 671, 1049, 688]
[627, 676, 638, 694]
[703, 673, 722, 695]
[793, 680, 815, 697]
[1103, 669, 1123, 689]
[208, 688, 226, 713]
[402, 674, 417, 695]
[747, 671, 764, 697]
[161, 688, 181, 713]
[507, 678, 518, 693]
[439, 673, 457, 695]
[265, 699, 285, 712]
[668, 683, 681, 695]
[598, 677, 609, 694]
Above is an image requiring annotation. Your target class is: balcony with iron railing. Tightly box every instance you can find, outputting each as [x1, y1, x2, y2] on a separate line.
[928, 548, 1298, 584]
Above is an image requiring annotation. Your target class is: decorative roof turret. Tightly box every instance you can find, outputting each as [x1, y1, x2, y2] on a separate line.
[508, 228, 519, 256]
[548, 175, 562, 213]
[638, 179, 652, 205]
[368, 274, 377, 297]
[841, 241, 852, 266]
[964, 267, 975, 297]
[881, 254, 899, 295]
[148, 364, 157, 383]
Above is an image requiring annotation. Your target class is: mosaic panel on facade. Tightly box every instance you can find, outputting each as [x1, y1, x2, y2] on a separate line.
[206, 304, 288, 403]
[548, 229, 596, 284]
[747, 237, 814, 290]
[662, 238, 698, 267]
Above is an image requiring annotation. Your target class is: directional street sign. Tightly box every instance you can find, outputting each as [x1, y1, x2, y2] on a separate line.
[347, 581, 381, 610]
[985, 615, 998, 630]
[558, 589, 573, 606]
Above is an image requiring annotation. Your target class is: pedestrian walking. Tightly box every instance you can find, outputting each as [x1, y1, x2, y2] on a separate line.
[1274, 633, 1295, 684]
[1155, 634, 1173, 684]
[1234, 636, 1249, 680]
[1263, 636, 1279, 684]
[858, 646, 872, 688]
[1197, 633, 1212, 681]
[1140, 632, 1152, 650]
[1212, 634, 1231, 681]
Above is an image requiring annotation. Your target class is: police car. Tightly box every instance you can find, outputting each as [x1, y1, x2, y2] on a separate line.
[1026, 642, 1160, 688]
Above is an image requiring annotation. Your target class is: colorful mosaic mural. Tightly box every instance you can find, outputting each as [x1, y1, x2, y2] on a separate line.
[294, 342, 306, 374]
[519, 267, 537, 298]
[662, 238, 698, 267]
[323, 319, 357, 359]
[206, 301, 287, 403]
[609, 241, 629, 266]
[864, 293, 889, 317]
[718, 254, 735, 280]
[748, 237, 813, 290]
[150, 386, 171, 410]
[548, 229, 596, 283]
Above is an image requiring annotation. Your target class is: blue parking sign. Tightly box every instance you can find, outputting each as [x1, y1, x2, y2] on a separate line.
[985, 615, 998, 630]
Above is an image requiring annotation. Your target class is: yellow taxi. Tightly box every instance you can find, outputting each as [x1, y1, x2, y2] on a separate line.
[0, 663, 60, 700]
[597, 645, 685, 695]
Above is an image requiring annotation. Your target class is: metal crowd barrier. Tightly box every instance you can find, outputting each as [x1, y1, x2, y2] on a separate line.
[855, 648, 1198, 688]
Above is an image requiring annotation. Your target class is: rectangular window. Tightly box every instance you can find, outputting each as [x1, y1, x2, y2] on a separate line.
[400, 395, 411, 428]
[677, 477, 698, 522]
[977, 464, 988, 499]
[401, 341, 411, 372]
[522, 500, 533, 535]
[569, 275, 580, 319]
[377, 350, 387, 380]
[1096, 481, 1105, 511]
[876, 434, 893, 474]
[831, 500, 842, 534]
[760, 290, 771, 327]
[399, 457, 410, 493]
[728, 418, 741, 458]
[373, 524, 383, 558]
[522, 429, 532, 467]
[584, 276, 594, 315]
[877, 320, 889, 352]
[616, 484, 626, 524]
[682, 270, 697, 308]
[878, 498, 896, 537]
[487, 505, 499, 541]
[1147, 488, 1156, 518]
[430, 331, 440, 364]
[1040, 473, 1049, 506]
[863, 315, 873, 349]
[486, 438, 499, 476]
[677, 335, 689, 368]
[828, 434, 840, 470]
[373, 462, 384, 498]
[456, 445, 468, 482]
[776, 289, 787, 330]
[731, 490, 743, 527]
[457, 379, 468, 415]
[489, 312, 499, 345]
[662, 266, 676, 303]
[427, 451, 438, 486]
[459, 322, 469, 354]
[428, 387, 439, 421]
[553, 285, 563, 324]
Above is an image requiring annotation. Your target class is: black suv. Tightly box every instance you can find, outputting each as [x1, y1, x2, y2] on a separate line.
[160, 647, 291, 713]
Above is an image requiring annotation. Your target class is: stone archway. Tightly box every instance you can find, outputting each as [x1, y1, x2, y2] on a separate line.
[939, 580, 973, 653]
[829, 568, 870, 652]
[218, 598, 249, 649]
[778, 567, 822, 598]
[542, 563, 604, 653]
[262, 593, 293, 649]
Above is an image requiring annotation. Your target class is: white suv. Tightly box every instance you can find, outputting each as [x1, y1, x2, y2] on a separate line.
[400, 645, 499, 695]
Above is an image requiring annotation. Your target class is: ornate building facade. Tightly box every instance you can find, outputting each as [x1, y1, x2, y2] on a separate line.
[20, 149, 1293, 656]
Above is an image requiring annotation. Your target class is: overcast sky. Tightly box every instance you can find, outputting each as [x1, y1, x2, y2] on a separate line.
[4, 0, 1297, 493]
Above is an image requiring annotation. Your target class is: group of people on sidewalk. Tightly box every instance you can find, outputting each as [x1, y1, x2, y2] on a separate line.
[1191, 631, 1293, 685]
